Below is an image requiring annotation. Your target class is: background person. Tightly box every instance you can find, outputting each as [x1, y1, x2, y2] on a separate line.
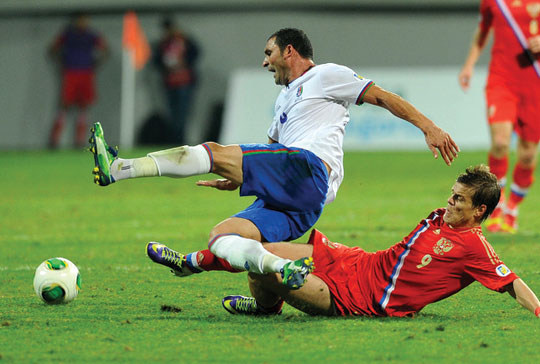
[49, 12, 108, 149]
[458, 0, 540, 233]
[155, 18, 199, 144]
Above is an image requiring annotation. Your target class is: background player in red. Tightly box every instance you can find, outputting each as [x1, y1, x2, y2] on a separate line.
[49, 12, 108, 148]
[219, 165, 540, 317]
[458, 0, 540, 233]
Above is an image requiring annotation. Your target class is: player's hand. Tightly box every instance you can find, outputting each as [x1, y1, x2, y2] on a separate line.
[424, 126, 460, 166]
[196, 179, 240, 191]
[528, 35, 540, 54]
[458, 66, 473, 91]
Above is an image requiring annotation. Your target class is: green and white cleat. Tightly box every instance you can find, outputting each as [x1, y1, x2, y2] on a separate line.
[89, 122, 118, 186]
[281, 256, 314, 290]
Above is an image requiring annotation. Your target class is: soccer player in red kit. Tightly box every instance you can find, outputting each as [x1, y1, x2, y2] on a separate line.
[458, 0, 540, 233]
[49, 13, 108, 148]
[219, 165, 540, 318]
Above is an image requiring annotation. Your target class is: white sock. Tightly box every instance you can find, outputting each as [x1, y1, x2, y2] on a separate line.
[209, 235, 291, 274]
[110, 157, 158, 181]
[147, 145, 211, 177]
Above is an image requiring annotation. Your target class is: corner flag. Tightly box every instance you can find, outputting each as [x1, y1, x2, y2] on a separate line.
[122, 11, 151, 70]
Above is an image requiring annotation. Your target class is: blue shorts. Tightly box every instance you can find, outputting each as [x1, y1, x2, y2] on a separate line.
[234, 143, 328, 242]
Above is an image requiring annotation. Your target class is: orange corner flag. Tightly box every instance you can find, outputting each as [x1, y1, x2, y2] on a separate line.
[122, 11, 151, 70]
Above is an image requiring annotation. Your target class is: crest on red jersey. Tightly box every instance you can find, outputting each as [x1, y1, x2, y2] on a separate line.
[432, 238, 454, 255]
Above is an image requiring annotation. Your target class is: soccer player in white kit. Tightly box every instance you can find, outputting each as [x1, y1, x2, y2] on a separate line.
[90, 28, 459, 289]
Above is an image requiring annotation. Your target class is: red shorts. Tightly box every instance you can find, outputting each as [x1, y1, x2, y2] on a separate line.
[61, 69, 96, 107]
[485, 73, 540, 143]
[308, 229, 382, 317]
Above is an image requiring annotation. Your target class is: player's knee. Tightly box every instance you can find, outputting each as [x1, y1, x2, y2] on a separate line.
[208, 221, 236, 243]
[208, 227, 225, 249]
[491, 139, 510, 156]
[203, 142, 242, 179]
[262, 243, 279, 255]
[203, 141, 223, 153]
[518, 152, 536, 167]
[517, 141, 538, 167]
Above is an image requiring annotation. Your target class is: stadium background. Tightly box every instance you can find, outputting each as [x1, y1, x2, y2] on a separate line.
[0, 0, 490, 150]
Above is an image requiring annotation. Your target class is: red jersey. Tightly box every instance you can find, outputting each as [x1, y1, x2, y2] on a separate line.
[53, 26, 106, 71]
[310, 208, 518, 317]
[480, 0, 540, 82]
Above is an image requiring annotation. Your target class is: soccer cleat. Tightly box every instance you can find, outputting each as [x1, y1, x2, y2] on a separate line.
[485, 206, 503, 233]
[222, 295, 283, 315]
[146, 242, 197, 277]
[89, 122, 118, 186]
[280, 256, 314, 290]
[500, 213, 518, 234]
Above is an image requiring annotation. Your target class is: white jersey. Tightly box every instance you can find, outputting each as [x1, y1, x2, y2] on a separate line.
[267, 63, 373, 204]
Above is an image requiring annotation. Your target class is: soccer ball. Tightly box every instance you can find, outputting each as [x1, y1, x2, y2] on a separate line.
[33, 257, 81, 304]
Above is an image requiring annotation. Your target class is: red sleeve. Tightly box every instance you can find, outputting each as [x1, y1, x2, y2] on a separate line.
[479, 0, 493, 35]
[464, 233, 518, 292]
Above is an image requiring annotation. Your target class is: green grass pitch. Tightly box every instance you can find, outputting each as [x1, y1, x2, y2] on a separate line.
[1, 149, 539, 363]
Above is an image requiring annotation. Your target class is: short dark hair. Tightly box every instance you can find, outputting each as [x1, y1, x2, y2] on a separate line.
[269, 28, 313, 59]
[456, 165, 501, 222]
[162, 17, 174, 31]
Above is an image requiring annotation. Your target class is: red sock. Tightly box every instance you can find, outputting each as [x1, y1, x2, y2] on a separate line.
[50, 111, 66, 148]
[488, 153, 508, 181]
[507, 163, 534, 210]
[76, 111, 88, 147]
[488, 153, 509, 208]
[496, 187, 506, 209]
[187, 249, 242, 273]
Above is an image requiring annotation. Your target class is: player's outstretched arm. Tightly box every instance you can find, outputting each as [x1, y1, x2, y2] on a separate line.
[505, 278, 540, 318]
[196, 178, 240, 191]
[363, 84, 459, 166]
[458, 26, 491, 91]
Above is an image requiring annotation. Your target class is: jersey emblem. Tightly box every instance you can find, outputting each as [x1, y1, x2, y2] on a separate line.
[527, 4, 540, 18]
[527, 4, 540, 34]
[432, 238, 454, 255]
[280, 112, 288, 124]
[353, 73, 364, 80]
[434, 229, 441, 235]
[496, 264, 512, 277]
[296, 85, 303, 97]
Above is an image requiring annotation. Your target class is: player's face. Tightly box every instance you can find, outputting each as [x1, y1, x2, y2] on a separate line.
[262, 37, 289, 85]
[75, 15, 89, 30]
[443, 182, 482, 229]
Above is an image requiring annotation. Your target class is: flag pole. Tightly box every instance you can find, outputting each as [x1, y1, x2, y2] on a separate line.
[120, 11, 151, 149]
[120, 48, 136, 149]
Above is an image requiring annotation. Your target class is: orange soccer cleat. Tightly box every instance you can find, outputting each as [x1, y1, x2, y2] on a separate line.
[485, 206, 503, 233]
